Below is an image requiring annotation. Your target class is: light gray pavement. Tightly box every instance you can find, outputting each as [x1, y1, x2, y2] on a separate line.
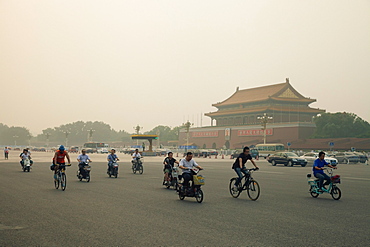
[1, 152, 369, 246]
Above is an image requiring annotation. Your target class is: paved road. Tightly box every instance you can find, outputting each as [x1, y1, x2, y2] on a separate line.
[1, 153, 369, 246]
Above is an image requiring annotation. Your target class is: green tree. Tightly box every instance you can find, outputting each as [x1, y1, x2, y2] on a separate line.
[312, 112, 370, 138]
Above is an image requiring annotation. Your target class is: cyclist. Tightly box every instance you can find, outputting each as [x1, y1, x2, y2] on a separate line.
[107, 149, 119, 174]
[163, 152, 179, 185]
[313, 151, 337, 192]
[77, 149, 92, 178]
[179, 152, 203, 189]
[52, 145, 71, 181]
[131, 149, 141, 168]
[232, 146, 259, 190]
[19, 149, 31, 168]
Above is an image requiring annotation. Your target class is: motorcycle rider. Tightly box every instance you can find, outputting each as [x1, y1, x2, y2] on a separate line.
[19, 149, 31, 168]
[25, 148, 34, 166]
[163, 151, 179, 185]
[52, 145, 71, 180]
[132, 149, 141, 169]
[232, 146, 259, 190]
[77, 149, 92, 178]
[313, 151, 337, 192]
[179, 152, 203, 189]
[107, 149, 119, 174]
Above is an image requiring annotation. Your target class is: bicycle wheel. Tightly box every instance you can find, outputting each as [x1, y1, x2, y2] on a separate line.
[247, 179, 260, 201]
[309, 186, 319, 198]
[229, 178, 241, 198]
[331, 186, 341, 200]
[61, 173, 67, 191]
[132, 165, 136, 174]
[139, 165, 143, 174]
[195, 189, 203, 203]
[54, 174, 60, 189]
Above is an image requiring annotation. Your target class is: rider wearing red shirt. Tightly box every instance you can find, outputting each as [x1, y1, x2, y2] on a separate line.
[53, 145, 71, 180]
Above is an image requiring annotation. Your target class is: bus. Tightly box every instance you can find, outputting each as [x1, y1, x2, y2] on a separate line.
[83, 142, 109, 153]
[255, 143, 285, 158]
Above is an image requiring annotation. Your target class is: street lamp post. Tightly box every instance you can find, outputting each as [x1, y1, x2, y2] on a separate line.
[64, 131, 70, 147]
[133, 125, 143, 146]
[45, 132, 51, 150]
[183, 121, 193, 152]
[257, 113, 273, 144]
[88, 129, 95, 142]
[13, 135, 18, 147]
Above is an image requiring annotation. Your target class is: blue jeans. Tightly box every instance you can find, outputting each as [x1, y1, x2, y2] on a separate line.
[234, 167, 249, 186]
[314, 173, 331, 188]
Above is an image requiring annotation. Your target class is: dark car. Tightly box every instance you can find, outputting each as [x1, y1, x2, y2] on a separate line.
[331, 152, 359, 164]
[268, 152, 307, 167]
[231, 149, 259, 159]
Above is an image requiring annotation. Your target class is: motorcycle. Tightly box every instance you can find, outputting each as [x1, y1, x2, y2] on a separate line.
[22, 158, 31, 172]
[132, 157, 144, 174]
[164, 166, 179, 190]
[107, 162, 119, 178]
[77, 162, 91, 182]
[177, 168, 204, 203]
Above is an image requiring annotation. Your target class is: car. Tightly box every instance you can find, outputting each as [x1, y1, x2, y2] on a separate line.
[352, 152, 368, 163]
[300, 152, 338, 166]
[97, 148, 109, 154]
[231, 149, 259, 159]
[268, 152, 307, 167]
[331, 152, 359, 164]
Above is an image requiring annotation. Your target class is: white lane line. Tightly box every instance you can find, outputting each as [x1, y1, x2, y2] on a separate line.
[257, 171, 284, 174]
[343, 177, 370, 181]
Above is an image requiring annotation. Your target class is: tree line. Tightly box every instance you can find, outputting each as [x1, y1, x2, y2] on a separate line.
[1, 112, 369, 146]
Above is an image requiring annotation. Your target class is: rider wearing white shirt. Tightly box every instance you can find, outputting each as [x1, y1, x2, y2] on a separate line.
[132, 149, 142, 167]
[77, 149, 91, 177]
[19, 149, 31, 167]
[179, 152, 203, 188]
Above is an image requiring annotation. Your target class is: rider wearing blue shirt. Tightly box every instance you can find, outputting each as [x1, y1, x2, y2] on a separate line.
[107, 149, 119, 173]
[313, 151, 337, 192]
[77, 149, 92, 177]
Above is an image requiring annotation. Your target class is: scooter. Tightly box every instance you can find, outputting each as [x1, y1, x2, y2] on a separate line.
[178, 168, 204, 203]
[77, 162, 91, 182]
[307, 167, 341, 200]
[164, 166, 179, 190]
[22, 158, 31, 172]
[107, 162, 119, 178]
[132, 157, 143, 174]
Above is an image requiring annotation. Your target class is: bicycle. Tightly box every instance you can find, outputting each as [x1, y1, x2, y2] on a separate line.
[229, 168, 260, 201]
[307, 167, 341, 200]
[54, 164, 71, 191]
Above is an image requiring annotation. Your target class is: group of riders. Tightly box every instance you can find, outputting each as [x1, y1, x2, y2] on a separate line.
[20, 144, 336, 192]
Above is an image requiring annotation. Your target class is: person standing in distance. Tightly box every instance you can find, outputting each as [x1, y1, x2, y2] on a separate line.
[232, 146, 259, 190]
[4, 147, 9, 160]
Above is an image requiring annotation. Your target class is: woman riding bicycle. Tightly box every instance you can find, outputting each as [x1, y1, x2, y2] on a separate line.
[232, 146, 259, 190]
[313, 151, 337, 192]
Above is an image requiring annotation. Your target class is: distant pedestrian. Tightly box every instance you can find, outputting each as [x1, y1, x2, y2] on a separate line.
[142, 142, 145, 152]
[4, 147, 9, 160]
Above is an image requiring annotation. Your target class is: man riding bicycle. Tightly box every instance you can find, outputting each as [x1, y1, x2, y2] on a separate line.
[52, 145, 71, 181]
[179, 152, 203, 188]
[163, 152, 179, 185]
[77, 149, 92, 178]
[313, 151, 337, 192]
[232, 146, 259, 190]
[107, 149, 119, 173]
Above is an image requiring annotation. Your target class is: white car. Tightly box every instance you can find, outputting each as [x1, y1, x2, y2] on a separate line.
[300, 153, 338, 166]
[97, 148, 109, 154]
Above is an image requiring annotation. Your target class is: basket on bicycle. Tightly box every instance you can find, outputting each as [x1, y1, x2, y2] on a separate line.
[193, 175, 205, 185]
[330, 175, 341, 184]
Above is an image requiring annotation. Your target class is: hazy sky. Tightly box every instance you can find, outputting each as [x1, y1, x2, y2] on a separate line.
[1, 0, 369, 135]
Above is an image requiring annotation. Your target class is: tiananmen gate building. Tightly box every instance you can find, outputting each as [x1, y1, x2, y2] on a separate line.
[178, 79, 326, 149]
